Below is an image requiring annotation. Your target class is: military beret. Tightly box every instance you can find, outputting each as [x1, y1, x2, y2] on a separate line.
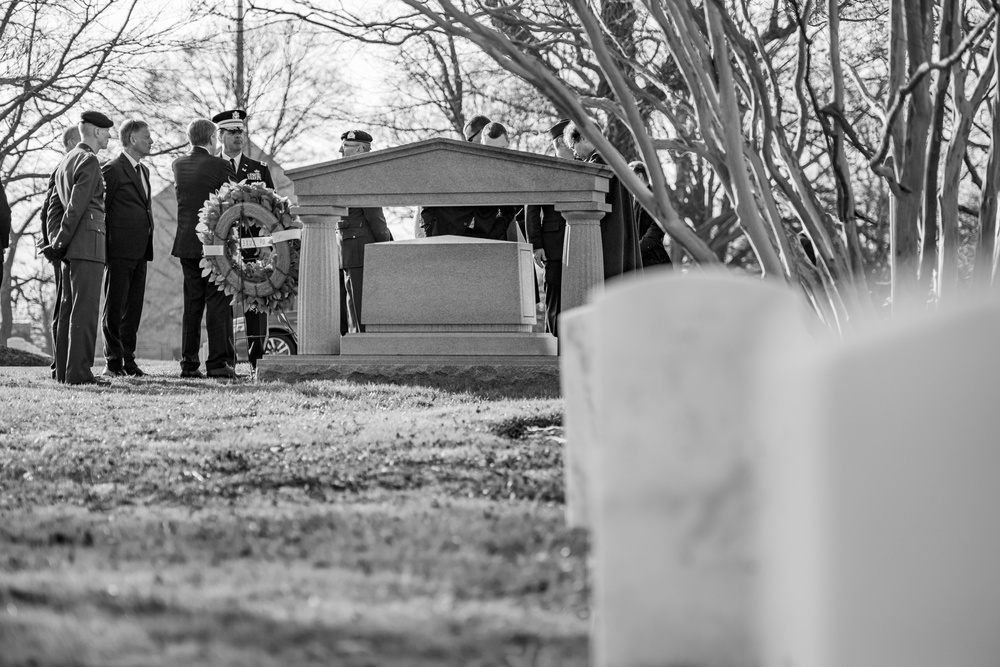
[213, 109, 246, 130]
[80, 110, 113, 129]
[341, 129, 373, 143]
[548, 118, 570, 139]
[463, 115, 491, 141]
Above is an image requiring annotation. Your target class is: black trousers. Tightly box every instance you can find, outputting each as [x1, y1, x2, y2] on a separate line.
[55, 259, 103, 384]
[543, 261, 562, 337]
[48, 260, 62, 379]
[343, 266, 366, 333]
[243, 309, 267, 368]
[180, 257, 234, 372]
[102, 257, 147, 371]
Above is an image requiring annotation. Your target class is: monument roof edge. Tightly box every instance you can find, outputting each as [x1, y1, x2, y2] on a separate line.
[285, 137, 610, 178]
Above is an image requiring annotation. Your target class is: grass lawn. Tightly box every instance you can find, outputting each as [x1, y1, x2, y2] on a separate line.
[0, 360, 588, 666]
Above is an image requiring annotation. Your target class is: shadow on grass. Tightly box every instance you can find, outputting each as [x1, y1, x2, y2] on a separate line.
[0, 582, 588, 666]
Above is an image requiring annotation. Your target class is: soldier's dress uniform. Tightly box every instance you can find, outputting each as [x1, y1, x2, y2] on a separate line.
[339, 206, 392, 332]
[214, 109, 275, 369]
[336, 130, 393, 334]
[46, 112, 113, 384]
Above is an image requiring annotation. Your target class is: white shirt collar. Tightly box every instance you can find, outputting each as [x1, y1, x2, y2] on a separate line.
[123, 150, 143, 171]
[223, 152, 242, 170]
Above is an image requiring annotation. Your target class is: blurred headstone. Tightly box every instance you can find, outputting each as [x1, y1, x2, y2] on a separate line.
[588, 272, 811, 667]
[758, 296, 1000, 667]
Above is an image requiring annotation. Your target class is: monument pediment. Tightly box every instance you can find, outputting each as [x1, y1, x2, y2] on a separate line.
[288, 137, 610, 209]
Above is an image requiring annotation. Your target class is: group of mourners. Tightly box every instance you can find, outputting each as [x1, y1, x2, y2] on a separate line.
[0, 108, 673, 385]
[10, 108, 277, 385]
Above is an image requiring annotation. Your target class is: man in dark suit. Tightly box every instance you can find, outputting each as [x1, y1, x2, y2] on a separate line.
[213, 108, 273, 370]
[101, 119, 155, 377]
[39, 126, 81, 378]
[564, 119, 642, 279]
[171, 118, 237, 379]
[39, 110, 113, 385]
[524, 119, 572, 336]
[336, 129, 392, 333]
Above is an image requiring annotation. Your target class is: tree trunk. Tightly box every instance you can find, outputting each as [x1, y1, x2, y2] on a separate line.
[889, 0, 931, 309]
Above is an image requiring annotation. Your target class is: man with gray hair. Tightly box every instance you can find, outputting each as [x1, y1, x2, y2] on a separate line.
[101, 118, 155, 377]
[171, 118, 237, 379]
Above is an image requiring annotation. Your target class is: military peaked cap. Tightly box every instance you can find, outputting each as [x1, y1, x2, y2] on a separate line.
[341, 129, 373, 143]
[213, 109, 247, 130]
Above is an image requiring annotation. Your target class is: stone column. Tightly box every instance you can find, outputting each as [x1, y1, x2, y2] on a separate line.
[557, 206, 607, 314]
[295, 208, 347, 355]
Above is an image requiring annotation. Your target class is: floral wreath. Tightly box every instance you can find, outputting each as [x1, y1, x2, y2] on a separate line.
[196, 181, 302, 314]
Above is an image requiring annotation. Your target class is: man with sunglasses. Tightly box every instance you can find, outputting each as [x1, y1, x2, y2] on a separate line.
[212, 109, 274, 372]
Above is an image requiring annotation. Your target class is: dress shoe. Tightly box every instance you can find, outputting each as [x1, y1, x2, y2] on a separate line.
[123, 366, 145, 377]
[180, 369, 205, 379]
[102, 368, 124, 378]
[207, 365, 239, 379]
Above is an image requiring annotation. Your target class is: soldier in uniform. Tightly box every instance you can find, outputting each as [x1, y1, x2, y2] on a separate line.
[39, 110, 113, 385]
[337, 130, 392, 333]
[213, 109, 274, 370]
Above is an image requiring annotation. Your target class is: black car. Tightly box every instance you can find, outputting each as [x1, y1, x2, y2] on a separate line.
[234, 309, 298, 359]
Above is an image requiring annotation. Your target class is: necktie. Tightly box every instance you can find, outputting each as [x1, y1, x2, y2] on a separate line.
[137, 162, 150, 200]
[230, 158, 236, 174]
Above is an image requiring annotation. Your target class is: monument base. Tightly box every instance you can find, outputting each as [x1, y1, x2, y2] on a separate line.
[256, 354, 560, 390]
[340, 332, 557, 356]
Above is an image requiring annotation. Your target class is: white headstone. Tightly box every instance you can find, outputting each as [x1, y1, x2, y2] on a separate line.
[589, 272, 812, 667]
[559, 305, 599, 528]
[757, 296, 1000, 667]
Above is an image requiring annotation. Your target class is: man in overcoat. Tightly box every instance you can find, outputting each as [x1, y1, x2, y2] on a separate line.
[563, 120, 642, 279]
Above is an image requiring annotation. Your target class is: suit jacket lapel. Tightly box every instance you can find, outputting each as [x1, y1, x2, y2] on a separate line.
[121, 154, 148, 205]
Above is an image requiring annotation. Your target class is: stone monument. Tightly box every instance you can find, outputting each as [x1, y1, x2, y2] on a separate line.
[257, 138, 614, 380]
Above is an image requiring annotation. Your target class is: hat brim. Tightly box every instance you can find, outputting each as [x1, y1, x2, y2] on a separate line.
[216, 120, 244, 130]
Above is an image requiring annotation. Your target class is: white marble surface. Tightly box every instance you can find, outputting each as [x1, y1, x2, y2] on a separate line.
[559, 305, 598, 528]
[758, 296, 1000, 667]
[590, 271, 811, 667]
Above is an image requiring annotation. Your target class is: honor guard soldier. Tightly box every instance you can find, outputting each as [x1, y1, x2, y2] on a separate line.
[337, 130, 392, 333]
[213, 109, 274, 371]
[41, 110, 114, 385]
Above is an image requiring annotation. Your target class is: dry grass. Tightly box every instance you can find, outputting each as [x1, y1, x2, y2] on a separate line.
[0, 362, 587, 666]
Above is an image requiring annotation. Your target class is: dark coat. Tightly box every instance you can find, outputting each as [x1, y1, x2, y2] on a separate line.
[636, 204, 671, 267]
[171, 147, 235, 259]
[525, 204, 566, 263]
[338, 207, 392, 269]
[588, 152, 641, 278]
[420, 206, 510, 240]
[0, 179, 10, 251]
[49, 143, 106, 263]
[102, 153, 154, 261]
